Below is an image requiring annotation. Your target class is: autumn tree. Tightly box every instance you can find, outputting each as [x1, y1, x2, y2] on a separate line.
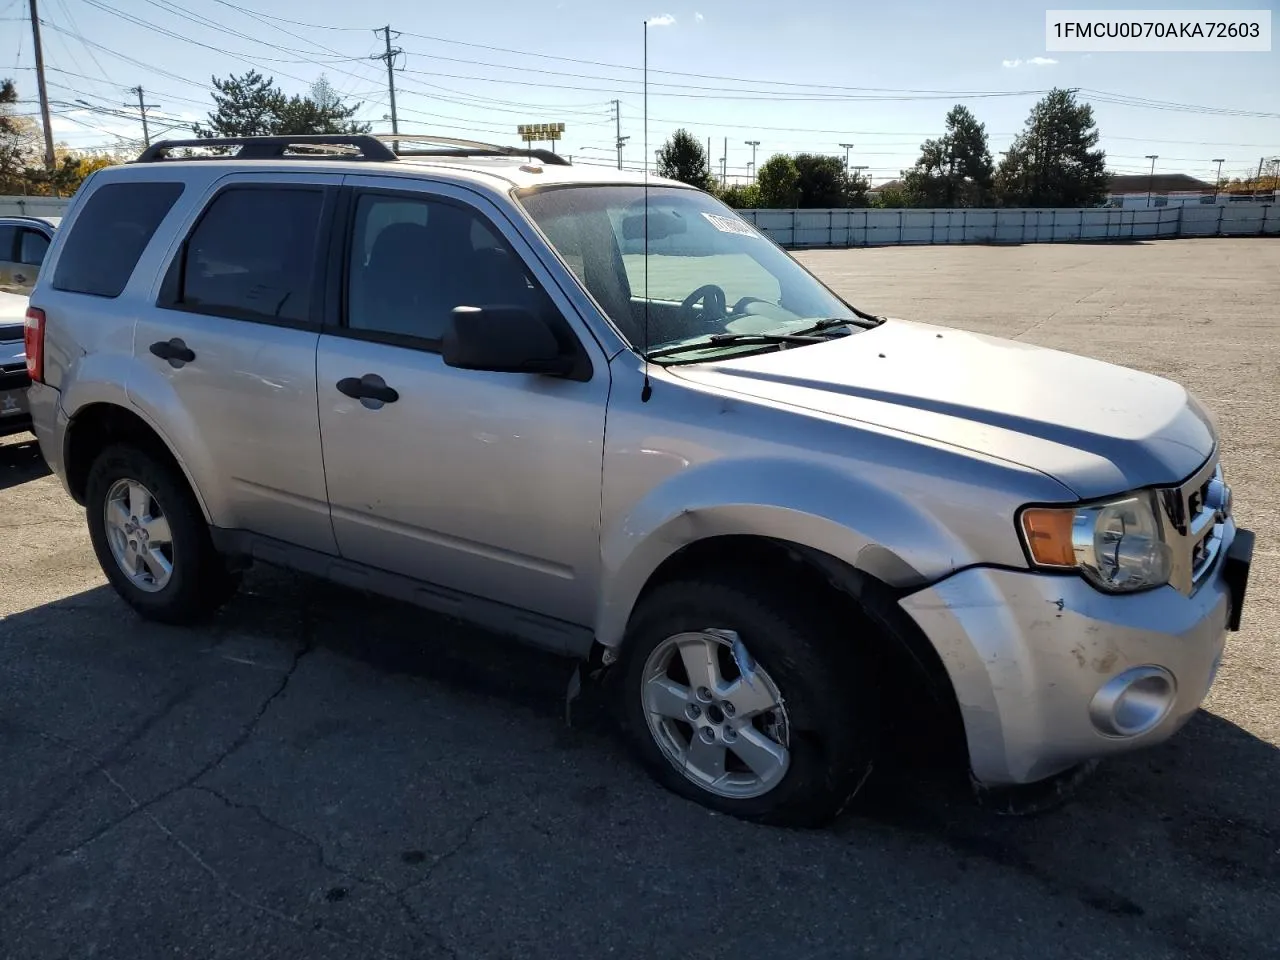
[755, 154, 800, 207]
[995, 88, 1108, 207]
[1, 79, 40, 194]
[656, 128, 714, 189]
[902, 104, 994, 207]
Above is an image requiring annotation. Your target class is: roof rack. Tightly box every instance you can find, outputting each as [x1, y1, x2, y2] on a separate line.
[136, 135, 397, 163]
[135, 132, 571, 167]
[365, 132, 571, 167]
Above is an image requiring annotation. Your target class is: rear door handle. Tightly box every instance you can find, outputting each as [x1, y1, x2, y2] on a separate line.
[149, 338, 196, 366]
[336, 375, 399, 404]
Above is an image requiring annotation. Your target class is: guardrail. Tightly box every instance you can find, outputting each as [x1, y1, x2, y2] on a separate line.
[737, 203, 1277, 247]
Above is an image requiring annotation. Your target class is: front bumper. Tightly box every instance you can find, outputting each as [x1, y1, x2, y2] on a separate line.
[899, 520, 1250, 786]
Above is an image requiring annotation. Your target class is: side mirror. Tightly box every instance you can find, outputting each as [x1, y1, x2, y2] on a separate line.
[442, 305, 576, 376]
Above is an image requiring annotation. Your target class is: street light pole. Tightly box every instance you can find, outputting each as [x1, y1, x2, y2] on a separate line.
[1145, 155, 1159, 207]
[839, 142, 854, 172]
[1212, 158, 1225, 199]
[744, 140, 760, 181]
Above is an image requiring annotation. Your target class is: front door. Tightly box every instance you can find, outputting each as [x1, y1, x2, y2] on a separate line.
[315, 178, 610, 631]
[134, 173, 340, 553]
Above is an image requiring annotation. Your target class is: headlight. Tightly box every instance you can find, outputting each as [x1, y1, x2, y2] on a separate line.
[1020, 492, 1172, 593]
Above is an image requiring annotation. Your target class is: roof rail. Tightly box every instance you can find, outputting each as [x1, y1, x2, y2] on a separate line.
[135, 135, 397, 163]
[363, 132, 571, 167]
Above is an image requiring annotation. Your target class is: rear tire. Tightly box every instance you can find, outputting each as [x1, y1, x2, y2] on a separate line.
[619, 573, 880, 827]
[85, 443, 239, 624]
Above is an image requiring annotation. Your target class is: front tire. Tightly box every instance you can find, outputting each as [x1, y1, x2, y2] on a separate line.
[86, 443, 239, 624]
[620, 574, 879, 827]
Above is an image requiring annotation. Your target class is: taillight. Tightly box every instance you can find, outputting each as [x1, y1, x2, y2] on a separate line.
[24, 306, 44, 383]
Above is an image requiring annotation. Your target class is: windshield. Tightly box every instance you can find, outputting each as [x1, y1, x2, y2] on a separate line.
[517, 185, 867, 359]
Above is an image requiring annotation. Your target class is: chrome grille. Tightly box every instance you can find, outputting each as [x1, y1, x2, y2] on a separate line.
[1157, 456, 1229, 595]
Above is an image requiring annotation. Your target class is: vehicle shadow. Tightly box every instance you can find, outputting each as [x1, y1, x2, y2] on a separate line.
[0, 434, 51, 491]
[4, 570, 1277, 958]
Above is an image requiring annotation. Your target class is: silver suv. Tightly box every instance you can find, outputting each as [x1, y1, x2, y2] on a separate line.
[24, 134, 1253, 826]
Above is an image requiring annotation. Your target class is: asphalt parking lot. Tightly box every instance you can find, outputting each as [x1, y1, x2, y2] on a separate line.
[1, 238, 1276, 960]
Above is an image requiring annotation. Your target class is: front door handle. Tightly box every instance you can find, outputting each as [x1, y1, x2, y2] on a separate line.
[336, 374, 399, 404]
[149, 338, 196, 366]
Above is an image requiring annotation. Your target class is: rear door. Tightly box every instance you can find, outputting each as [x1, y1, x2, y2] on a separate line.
[134, 173, 340, 553]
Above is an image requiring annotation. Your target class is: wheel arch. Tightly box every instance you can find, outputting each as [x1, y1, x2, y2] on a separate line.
[63, 401, 211, 522]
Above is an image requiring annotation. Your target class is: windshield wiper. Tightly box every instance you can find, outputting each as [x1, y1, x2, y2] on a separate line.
[794, 315, 883, 334]
[645, 331, 824, 361]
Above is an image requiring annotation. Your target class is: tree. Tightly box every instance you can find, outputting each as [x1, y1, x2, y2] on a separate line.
[995, 88, 1108, 208]
[656, 129, 713, 189]
[1, 79, 41, 194]
[193, 71, 369, 140]
[718, 182, 761, 209]
[845, 169, 872, 208]
[793, 153, 851, 208]
[276, 75, 371, 135]
[902, 104, 994, 208]
[756, 154, 800, 207]
[193, 70, 285, 139]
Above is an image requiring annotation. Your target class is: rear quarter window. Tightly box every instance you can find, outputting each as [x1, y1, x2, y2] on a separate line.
[52, 181, 184, 298]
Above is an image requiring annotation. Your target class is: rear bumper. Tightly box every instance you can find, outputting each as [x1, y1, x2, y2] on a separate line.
[899, 520, 1246, 786]
[26, 380, 66, 483]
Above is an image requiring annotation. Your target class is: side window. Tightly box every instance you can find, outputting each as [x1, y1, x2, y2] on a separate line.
[163, 187, 323, 324]
[53, 181, 183, 298]
[346, 192, 549, 343]
[18, 229, 50, 266]
[0, 226, 16, 262]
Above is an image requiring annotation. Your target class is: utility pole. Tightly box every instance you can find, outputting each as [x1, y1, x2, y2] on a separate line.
[744, 140, 760, 182]
[373, 26, 402, 152]
[706, 136, 711, 180]
[128, 86, 159, 146]
[1212, 158, 1225, 199]
[28, 0, 56, 174]
[839, 142, 854, 172]
[721, 136, 727, 186]
[612, 100, 628, 169]
[1145, 155, 1159, 207]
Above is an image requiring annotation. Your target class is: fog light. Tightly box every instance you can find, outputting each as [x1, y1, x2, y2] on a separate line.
[1089, 666, 1177, 738]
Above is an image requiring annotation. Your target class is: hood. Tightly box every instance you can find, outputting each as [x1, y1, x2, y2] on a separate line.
[668, 319, 1214, 499]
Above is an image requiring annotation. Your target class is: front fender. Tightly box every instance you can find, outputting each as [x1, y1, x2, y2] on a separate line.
[595, 458, 980, 648]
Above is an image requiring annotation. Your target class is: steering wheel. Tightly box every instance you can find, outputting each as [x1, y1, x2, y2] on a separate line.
[679, 284, 728, 324]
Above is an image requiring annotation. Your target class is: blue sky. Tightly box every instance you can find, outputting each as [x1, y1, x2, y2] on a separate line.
[3, 0, 1277, 183]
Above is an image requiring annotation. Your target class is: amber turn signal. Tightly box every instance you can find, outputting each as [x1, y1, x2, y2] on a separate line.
[1021, 508, 1077, 567]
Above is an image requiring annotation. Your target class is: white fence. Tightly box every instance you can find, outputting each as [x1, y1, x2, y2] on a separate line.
[738, 203, 1278, 247]
[4, 195, 1276, 248]
[0, 196, 71, 218]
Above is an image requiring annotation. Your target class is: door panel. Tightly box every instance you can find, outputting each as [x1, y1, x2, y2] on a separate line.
[317, 337, 606, 622]
[316, 180, 609, 626]
[133, 174, 338, 553]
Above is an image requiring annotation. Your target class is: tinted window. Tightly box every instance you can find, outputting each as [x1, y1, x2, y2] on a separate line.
[0, 226, 15, 261]
[18, 229, 49, 266]
[168, 188, 323, 324]
[347, 193, 548, 342]
[53, 182, 183, 298]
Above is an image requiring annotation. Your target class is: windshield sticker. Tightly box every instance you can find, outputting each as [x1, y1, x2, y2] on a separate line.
[701, 212, 760, 238]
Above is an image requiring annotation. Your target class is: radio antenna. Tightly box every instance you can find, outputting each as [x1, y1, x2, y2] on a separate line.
[640, 19, 652, 403]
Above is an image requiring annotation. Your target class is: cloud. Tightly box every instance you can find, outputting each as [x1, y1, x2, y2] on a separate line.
[1003, 56, 1057, 68]
[695, 11, 703, 21]
[647, 13, 676, 26]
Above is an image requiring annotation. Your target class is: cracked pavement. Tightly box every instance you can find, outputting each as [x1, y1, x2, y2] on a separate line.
[2, 240, 1278, 959]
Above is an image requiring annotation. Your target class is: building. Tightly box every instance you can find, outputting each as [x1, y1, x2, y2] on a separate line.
[1104, 173, 1216, 209]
